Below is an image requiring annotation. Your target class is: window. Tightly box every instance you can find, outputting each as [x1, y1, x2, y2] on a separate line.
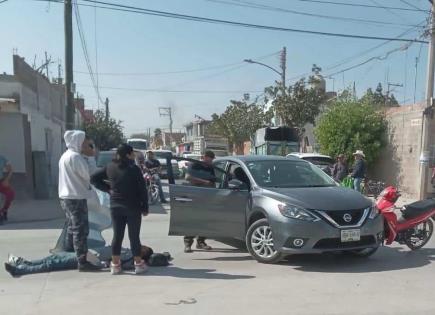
[213, 160, 227, 188]
[226, 162, 250, 190]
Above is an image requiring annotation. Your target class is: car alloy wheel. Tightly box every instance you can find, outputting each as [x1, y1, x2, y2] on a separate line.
[246, 218, 283, 264]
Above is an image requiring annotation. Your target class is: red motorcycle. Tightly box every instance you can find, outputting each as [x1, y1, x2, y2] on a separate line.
[376, 186, 435, 250]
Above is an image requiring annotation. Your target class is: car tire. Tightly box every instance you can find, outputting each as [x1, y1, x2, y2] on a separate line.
[343, 246, 379, 257]
[246, 219, 283, 264]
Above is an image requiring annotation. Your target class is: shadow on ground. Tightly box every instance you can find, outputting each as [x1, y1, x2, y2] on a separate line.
[145, 266, 255, 280]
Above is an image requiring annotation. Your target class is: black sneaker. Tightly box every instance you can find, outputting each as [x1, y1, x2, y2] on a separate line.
[184, 245, 193, 253]
[4, 263, 18, 277]
[196, 242, 212, 250]
[160, 199, 168, 204]
[78, 261, 102, 272]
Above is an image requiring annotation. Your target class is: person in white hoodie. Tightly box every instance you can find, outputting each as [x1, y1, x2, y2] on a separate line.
[58, 130, 101, 272]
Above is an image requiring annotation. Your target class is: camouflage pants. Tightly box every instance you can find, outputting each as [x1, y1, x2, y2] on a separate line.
[60, 199, 89, 262]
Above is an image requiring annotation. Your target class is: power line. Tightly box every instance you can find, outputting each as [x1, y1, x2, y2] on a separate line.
[74, 51, 280, 76]
[269, 0, 429, 12]
[206, 0, 424, 28]
[399, 0, 425, 12]
[0, 0, 9, 4]
[75, 84, 264, 94]
[38, 0, 429, 43]
[73, 0, 104, 104]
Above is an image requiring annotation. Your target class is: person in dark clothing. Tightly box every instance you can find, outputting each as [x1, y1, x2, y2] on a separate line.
[351, 150, 366, 192]
[91, 144, 148, 275]
[145, 151, 167, 203]
[332, 154, 348, 183]
[183, 150, 216, 253]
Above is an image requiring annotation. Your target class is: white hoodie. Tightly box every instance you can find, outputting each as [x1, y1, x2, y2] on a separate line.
[58, 130, 91, 199]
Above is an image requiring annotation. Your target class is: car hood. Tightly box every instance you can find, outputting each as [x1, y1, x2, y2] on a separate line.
[263, 186, 372, 211]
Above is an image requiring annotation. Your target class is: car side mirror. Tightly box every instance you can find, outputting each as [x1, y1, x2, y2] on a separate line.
[228, 179, 248, 191]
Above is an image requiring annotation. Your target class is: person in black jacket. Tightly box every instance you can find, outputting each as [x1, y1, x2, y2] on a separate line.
[332, 154, 348, 183]
[91, 144, 148, 275]
[351, 150, 366, 192]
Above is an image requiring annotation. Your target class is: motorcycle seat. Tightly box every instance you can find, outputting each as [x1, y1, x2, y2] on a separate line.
[402, 199, 435, 219]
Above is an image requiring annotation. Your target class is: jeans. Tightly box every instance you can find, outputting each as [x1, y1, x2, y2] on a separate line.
[0, 182, 15, 215]
[184, 236, 206, 246]
[152, 174, 166, 201]
[13, 252, 78, 276]
[111, 211, 142, 257]
[59, 199, 89, 262]
[353, 177, 363, 192]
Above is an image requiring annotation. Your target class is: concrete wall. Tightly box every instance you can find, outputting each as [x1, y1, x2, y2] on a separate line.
[371, 105, 435, 199]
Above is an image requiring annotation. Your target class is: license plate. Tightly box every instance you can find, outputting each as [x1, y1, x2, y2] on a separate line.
[341, 229, 360, 242]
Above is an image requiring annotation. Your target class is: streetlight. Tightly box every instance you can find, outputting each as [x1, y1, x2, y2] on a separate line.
[243, 47, 286, 89]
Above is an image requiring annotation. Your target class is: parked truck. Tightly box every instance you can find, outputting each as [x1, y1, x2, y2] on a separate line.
[253, 126, 299, 156]
[193, 135, 229, 157]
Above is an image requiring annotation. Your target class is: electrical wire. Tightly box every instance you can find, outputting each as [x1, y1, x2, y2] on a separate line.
[36, 0, 429, 43]
[73, 0, 104, 104]
[0, 0, 9, 3]
[266, 0, 428, 12]
[206, 0, 423, 28]
[399, 0, 425, 12]
[74, 51, 280, 76]
[75, 84, 264, 94]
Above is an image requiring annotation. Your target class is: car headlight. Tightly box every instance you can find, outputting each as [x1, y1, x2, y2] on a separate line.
[278, 204, 319, 221]
[369, 205, 379, 219]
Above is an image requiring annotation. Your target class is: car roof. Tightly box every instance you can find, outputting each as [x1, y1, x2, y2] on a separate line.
[127, 138, 147, 142]
[287, 153, 332, 159]
[152, 149, 172, 153]
[216, 155, 302, 163]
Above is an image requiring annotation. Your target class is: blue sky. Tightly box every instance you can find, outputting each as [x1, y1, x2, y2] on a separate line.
[0, 0, 431, 135]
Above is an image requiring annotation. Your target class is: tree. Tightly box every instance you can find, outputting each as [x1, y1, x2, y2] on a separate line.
[314, 100, 387, 165]
[209, 100, 273, 154]
[264, 78, 326, 133]
[84, 110, 125, 150]
[360, 83, 399, 107]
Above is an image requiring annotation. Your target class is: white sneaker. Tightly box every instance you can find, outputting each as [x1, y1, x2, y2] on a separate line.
[110, 262, 122, 275]
[8, 254, 24, 266]
[134, 260, 148, 274]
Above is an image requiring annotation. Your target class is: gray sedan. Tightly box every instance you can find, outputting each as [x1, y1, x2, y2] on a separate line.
[168, 155, 383, 263]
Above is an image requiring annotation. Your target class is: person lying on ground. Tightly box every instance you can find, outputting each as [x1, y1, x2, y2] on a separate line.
[4, 245, 172, 277]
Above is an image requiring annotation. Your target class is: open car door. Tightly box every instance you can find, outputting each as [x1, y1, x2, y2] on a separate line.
[168, 159, 248, 240]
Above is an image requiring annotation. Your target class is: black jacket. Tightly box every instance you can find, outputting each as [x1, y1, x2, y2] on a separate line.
[91, 161, 148, 214]
[332, 162, 348, 182]
[351, 159, 366, 179]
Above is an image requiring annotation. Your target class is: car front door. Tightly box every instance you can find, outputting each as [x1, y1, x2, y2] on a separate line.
[168, 160, 249, 240]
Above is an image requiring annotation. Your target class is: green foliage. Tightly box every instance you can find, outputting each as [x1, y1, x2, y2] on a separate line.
[84, 110, 125, 151]
[209, 100, 273, 153]
[314, 100, 387, 165]
[264, 78, 326, 131]
[360, 83, 399, 108]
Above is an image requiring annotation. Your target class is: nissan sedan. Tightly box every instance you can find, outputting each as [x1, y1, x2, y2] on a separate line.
[168, 155, 383, 263]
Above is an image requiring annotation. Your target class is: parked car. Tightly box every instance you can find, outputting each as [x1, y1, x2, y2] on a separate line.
[287, 153, 334, 176]
[96, 150, 115, 168]
[178, 153, 202, 178]
[168, 155, 383, 263]
[152, 150, 180, 179]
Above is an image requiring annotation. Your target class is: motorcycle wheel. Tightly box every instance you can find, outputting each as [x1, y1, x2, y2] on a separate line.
[148, 185, 159, 205]
[404, 219, 434, 250]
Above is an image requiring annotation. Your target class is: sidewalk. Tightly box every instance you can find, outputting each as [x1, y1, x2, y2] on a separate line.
[0, 198, 64, 230]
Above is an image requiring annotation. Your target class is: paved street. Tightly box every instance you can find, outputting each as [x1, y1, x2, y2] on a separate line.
[1, 195, 434, 315]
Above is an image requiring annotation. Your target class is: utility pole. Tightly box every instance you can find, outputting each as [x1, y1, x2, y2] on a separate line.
[159, 107, 173, 148]
[419, 0, 435, 199]
[105, 97, 109, 122]
[414, 56, 420, 104]
[65, 0, 75, 130]
[280, 46, 286, 89]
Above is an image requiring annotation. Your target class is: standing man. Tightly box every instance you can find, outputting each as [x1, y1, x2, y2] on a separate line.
[58, 130, 100, 272]
[0, 155, 15, 224]
[332, 154, 348, 183]
[351, 150, 366, 193]
[145, 151, 167, 204]
[183, 150, 216, 253]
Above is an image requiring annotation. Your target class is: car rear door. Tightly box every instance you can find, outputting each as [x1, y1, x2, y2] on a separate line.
[168, 160, 248, 239]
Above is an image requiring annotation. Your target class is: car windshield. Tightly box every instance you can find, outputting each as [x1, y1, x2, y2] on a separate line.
[96, 152, 115, 168]
[245, 160, 336, 188]
[153, 151, 172, 159]
[303, 156, 334, 166]
[128, 141, 147, 150]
